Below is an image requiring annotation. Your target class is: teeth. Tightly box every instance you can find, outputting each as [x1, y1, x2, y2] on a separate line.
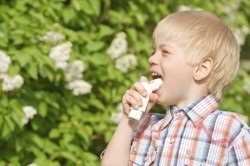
[151, 72, 162, 78]
[151, 72, 160, 76]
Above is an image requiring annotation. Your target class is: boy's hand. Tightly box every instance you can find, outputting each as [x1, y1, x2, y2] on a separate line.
[122, 76, 158, 119]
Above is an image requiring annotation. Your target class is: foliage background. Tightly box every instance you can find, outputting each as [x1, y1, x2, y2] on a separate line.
[0, 0, 249, 165]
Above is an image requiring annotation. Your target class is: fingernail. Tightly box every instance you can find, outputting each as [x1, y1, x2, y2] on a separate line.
[140, 76, 148, 81]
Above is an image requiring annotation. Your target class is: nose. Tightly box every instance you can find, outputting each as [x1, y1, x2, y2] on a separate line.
[148, 52, 159, 65]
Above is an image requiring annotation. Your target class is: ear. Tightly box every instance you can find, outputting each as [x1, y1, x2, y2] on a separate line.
[193, 58, 213, 81]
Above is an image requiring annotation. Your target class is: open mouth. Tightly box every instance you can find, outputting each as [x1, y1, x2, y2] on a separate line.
[151, 72, 163, 80]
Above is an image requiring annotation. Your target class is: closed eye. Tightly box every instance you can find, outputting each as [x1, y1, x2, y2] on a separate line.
[162, 49, 170, 54]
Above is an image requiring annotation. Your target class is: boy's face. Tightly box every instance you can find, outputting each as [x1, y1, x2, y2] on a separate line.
[149, 37, 196, 108]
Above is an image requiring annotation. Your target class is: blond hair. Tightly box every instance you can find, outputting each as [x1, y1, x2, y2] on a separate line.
[153, 10, 240, 100]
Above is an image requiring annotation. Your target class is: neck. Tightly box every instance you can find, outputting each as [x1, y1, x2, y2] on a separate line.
[176, 83, 209, 109]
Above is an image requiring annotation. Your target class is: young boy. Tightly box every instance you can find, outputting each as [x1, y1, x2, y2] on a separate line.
[101, 10, 250, 166]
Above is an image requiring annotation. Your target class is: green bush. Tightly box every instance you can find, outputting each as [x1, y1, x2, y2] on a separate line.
[0, 0, 249, 165]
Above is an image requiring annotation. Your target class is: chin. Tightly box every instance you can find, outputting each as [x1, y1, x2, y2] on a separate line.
[156, 100, 167, 106]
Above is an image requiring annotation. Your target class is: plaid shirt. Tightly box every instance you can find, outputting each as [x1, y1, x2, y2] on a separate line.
[129, 95, 250, 166]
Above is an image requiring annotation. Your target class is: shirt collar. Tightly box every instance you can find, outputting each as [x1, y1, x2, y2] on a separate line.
[163, 95, 219, 128]
[184, 94, 219, 127]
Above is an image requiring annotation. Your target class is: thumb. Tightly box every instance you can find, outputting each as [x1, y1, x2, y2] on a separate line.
[140, 76, 148, 82]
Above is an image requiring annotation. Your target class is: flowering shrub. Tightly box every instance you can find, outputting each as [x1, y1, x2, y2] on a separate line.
[0, 0, 249, 165]
[22, 106, 37, 126]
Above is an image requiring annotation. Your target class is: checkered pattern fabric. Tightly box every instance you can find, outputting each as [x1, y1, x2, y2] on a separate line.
[129, 95, 250, 166]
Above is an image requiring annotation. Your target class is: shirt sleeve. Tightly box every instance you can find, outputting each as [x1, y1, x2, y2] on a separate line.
[228, 127, 250, 165]
[129, 113, 165, 166]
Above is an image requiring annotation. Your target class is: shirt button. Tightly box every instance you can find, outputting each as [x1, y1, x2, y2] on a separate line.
[132, 147, 137, 154]
[176, 112, 182, 117]
[169, 138, 174, 144]
[202, 161, 206, 166]
[186, 149, 191, 155]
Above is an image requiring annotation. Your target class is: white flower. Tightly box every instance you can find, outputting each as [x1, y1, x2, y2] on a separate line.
[2, 74, 24, 91]
[22, 117, 29, 126]
[177, 5, 202, 12]
[242, 25, 250, 35]
[115, 54, 137, 73]
[177, 5, 191, 11]
[55, 61, 68, 70]
[2, 75, 14, 91]
[0, 73, 7, 81]
[234, 28, 245, 46]
[66, 79, 92, 96]
[64, 60, 84, 82]
[49, 42, 72, 69]
[110, 103, 123, 124]
[27, 163, 38, 166]
[23, 106, 37, 119]
[0, 50, 11, 73]
[106, 32, 128, 59]
[242, 77, 250, 94]
[12, 75, 24, 88]
[40, 31, 65, 43]
[233, 26, 250, 46]
[22, 106, 37, 125]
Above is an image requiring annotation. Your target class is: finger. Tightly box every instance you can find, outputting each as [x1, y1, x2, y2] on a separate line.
[125, 90, 143, 108]
[139, 76, 148, 82]
[131, 82, 147, 97]
[122, 91, 141, 111]
[122, 92, 133, 115]
[126, 89, 143, 106]
[149, 93, 158, 102]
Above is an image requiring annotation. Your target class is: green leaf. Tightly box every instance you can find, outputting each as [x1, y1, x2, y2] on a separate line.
[88, 98, 106, 111]
[59, 151, 78, 163]
[40, 64, 57, 81]
[77, 126, 93, 146]
[127, 28, 137, 44]
[27, 63, 38, 79]
[82, 151, 98, 163]
[45, 96, 60, 109]
[7, 65, 20, 76]
[61, 133, 74, 145]
[88, 0, 101, 16]
[85, 41, 105, 52]
[49, 129, 60, 139]
[4, 116, 15, 132]
[15, 54, 33, 67]
[98, 25, 114, 39]
[31, 135, 44, 149]
[62, 7, 77, 24]
[0, 161, 6, 166]
[11, 106, 24, 127]
[77, 0, 94, 15]
[8, 156, 21, 166]
[38, 101, 48, 117]
[86, 53, 110, 66]
[43, 139, 60, 154]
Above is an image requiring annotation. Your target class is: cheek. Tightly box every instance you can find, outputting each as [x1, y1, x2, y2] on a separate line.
[161, 59, 194, 84]
[162, 67, 193, 93]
